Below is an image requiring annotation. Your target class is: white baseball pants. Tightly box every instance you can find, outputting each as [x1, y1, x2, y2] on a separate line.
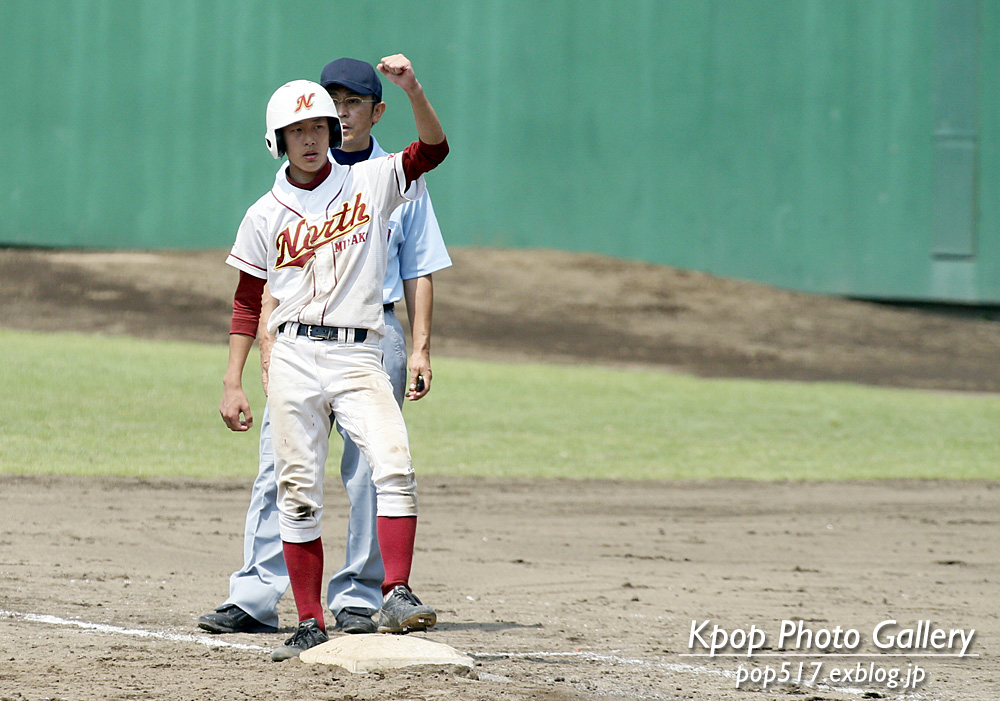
[267, 327, 417, 543]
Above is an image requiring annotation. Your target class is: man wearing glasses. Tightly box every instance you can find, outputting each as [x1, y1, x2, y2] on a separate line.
[199, 57, 451, 637]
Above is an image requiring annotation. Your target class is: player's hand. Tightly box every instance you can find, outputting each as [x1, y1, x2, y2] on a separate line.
[406, 351, 432, 401]
[220, 386, 253, 431]
[377, 54, 419, 93]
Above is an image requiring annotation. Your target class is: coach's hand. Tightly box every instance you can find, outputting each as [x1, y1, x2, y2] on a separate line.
[220, 385, 253, 431]
[406, 351, 431, 401]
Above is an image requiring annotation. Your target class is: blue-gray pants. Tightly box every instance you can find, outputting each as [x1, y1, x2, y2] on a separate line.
[219, 309, 407, 627]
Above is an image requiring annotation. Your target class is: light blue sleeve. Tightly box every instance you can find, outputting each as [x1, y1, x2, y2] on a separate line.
[397, 190, 452, 281]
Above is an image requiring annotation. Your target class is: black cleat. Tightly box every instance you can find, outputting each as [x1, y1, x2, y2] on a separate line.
[335, 607, 377, 634]
[377, 586, 437, 634]
[197, 604, 277, 634]
[271, 618, 329, 661]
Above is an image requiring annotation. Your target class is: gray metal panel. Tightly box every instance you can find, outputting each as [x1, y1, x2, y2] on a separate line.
[932, 0, 979, 258]
[932, 139, 978, 258]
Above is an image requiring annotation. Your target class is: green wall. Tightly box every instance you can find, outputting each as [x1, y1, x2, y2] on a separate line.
[1, 0, 996, 303]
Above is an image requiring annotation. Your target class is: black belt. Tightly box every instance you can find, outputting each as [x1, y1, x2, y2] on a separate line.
[278, 323, 367, 343]
[384, 303, 395, 312]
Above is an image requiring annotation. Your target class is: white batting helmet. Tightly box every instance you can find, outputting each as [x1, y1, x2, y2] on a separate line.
[264, 80, 342, 159]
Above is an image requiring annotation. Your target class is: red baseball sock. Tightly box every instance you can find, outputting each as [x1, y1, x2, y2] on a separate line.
[377, 516, 417, 596]
[282, 538, 326, 630]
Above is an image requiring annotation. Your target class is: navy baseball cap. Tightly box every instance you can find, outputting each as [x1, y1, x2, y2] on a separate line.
[320, 58, 383, 102]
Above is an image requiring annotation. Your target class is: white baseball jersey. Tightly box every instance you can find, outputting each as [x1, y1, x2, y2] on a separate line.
[227, 152, 425, 337]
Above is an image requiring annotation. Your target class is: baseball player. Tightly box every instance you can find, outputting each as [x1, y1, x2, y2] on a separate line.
[220, 54, 448, 661]
[198, 57, 450, 638]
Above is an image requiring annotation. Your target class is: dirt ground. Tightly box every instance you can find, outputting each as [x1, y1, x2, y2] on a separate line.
[3, 246, 1000, 392]
[1, 247, 998, 700]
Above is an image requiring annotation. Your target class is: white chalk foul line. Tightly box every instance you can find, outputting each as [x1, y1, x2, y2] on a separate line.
[0, 609, 270, 652]
[1, 610, 942, 700]
[473, 649, 737, 679]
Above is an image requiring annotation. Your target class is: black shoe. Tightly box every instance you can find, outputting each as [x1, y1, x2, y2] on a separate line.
[377, 586, 437, 634]
[197, 604, 277, 634]
[271, 618, 329, 661]
[335, 607, 377, 634]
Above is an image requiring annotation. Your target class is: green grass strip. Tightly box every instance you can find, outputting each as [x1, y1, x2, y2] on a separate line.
[1, 328, 998, 480]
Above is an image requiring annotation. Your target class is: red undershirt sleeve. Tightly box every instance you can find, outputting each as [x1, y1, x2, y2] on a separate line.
[401, 137, 449, 186]
[230, 270, 266, 337]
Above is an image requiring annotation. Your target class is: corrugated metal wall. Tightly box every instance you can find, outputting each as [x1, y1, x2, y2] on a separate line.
[1, 0, 996, 303]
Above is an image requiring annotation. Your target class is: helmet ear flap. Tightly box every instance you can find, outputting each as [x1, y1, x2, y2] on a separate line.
[330, 118, 342, 151]
[264, 130, 283, 160]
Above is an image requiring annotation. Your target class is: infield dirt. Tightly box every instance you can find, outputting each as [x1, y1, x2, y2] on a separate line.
[0, 247, 997, 700]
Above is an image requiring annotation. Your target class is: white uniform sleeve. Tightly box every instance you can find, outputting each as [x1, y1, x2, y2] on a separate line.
[226, 209, 268, 279]
[369, 153, 426, 219]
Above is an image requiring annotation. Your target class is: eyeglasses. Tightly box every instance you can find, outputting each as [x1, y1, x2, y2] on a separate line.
[331, 97, 377, 110]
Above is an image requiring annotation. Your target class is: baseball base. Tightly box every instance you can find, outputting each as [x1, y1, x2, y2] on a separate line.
[299, 634, 475, 674]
